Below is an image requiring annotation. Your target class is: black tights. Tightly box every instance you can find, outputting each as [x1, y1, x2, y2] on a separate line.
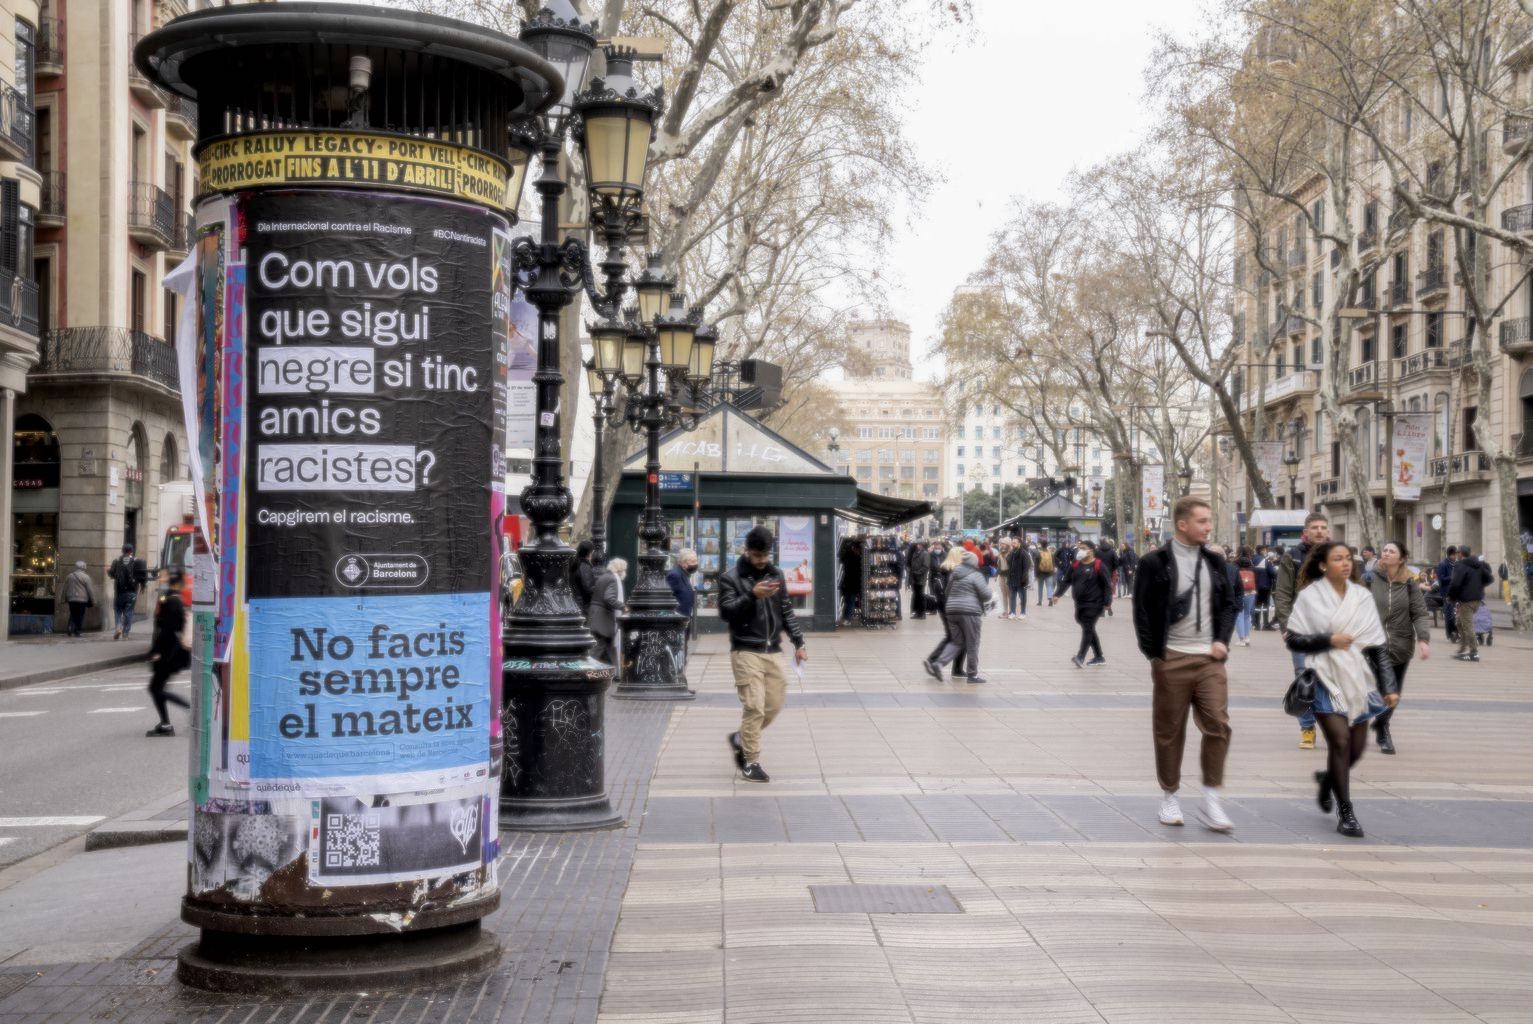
[1317, 713, 1368, 804]
[148, 664, 190, 726]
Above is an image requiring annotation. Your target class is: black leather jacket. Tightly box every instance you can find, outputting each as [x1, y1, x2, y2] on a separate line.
[718, 556, 804, 654]
[1132, 542, 1235, 660]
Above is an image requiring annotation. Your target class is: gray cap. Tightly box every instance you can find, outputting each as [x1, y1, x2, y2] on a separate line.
[74, 560, 87, 570]
[960, 550, 979, 567]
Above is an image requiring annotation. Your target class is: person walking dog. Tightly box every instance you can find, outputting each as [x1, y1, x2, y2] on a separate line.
[719, 527, 807, 783]
[1132, 496, 1236, 832]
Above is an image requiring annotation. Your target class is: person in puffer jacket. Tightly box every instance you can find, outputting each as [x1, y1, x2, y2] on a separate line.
[923, 550, 992, 684]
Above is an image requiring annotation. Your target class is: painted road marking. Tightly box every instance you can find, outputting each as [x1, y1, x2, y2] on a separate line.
[88, 707, 143, 714]
[0, 711, 47, 718]
[14, 689, 62, 696]
[0, 816, 104, 827]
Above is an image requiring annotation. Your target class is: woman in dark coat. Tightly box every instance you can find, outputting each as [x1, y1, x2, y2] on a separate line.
[1363, 541, 1430, 754]
[837, 538, 862, 624]
[145, 568, 191, 737]
[925, 547, 966, 676]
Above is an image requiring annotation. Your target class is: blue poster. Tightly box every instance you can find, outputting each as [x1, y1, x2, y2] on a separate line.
[247, 591, 492, 787]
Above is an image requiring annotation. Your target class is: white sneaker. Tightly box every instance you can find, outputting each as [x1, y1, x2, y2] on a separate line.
[1158, 792, 1184, 826]
[1198, 788, 1234, 832]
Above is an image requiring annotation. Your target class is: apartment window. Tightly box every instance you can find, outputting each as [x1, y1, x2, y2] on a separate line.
[856, 450, 871, 464]
[956, 445, 966, 457]
[1292, 342, 1303, 369]
[879, 465, 894, 479]
[1314, 411, 1324, 450]
[15, 19, 34, 166]
[878, 449, 892, 463]
[855, 466, 871, 480]
[1016, 465, 1026, 477]
[923, 467, 938, 480]
[956, 425, 965, 440]
[0, 180, 31, 281]
[1311, 271, 1322, 310]
[1426, 311, 1443, 349]
[1362, 200, 1379, 237]
[878, 426, 894, 439]
[900, 449, 915, 464]
[1360, 331, 1375, 364]
[957, 463, 965, 477]
[163, 288, 177, 342]
[900, 466, 914, 480]
[1312, 198, 1325, 235]
[923, 449, 938, 463]
[857, 426, 872, 440]
[992, 464, 1001, 477]
[1427, 231, 1443, 270]
[1311, 336, 1322, 365]
[991, 445, 1000, 459]
[992, 405, 999, 417]
[923, 426, 940, 440]
[1275, 351, 1286, 377]
[901, 408, 913, 418]
[130, 269, 147, 333]
[987, 425, 998, 440]
[1391, 323, 1407, 359]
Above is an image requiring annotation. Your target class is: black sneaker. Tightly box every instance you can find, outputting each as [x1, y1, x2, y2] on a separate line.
[922, 659, 943, 681]
[1087, 657, 1106, 666]
[740, 762, 770, 783]
[146, 724, 175, 737]
[964, 675, 987, 684]
[1071, 654, 1085, 669]
[728, 732, 745, 770]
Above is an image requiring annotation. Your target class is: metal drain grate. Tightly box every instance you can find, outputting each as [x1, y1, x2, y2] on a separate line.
[809, 884, 963, 914]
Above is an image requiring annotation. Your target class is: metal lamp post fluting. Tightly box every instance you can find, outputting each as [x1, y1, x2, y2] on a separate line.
[500, 15, 662, 831]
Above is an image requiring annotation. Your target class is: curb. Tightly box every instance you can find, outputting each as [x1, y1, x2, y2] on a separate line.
[0, 651, 148, 691]
[84, 790, 187, 852]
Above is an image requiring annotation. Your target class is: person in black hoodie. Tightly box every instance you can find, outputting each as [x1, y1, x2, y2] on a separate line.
[1132, 496, 1236, 832]
[719, 526, 807, 782]
[1447, 545, 1494, 662]
[571, 540, 599, 619]
[1068, 540, 1113, 667]
[145, 568, 191, 737]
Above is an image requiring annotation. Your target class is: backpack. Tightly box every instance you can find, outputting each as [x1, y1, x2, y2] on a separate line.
[1239, 568, 1257, 593]
[1038, 549, 1054, 573]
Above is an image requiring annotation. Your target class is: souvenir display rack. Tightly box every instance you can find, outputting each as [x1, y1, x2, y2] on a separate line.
[859, 534, 900, 627]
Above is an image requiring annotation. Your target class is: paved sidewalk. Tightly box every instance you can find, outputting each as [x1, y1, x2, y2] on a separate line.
[0, 603, 1528, 1023]
[0, 632, 150, 690]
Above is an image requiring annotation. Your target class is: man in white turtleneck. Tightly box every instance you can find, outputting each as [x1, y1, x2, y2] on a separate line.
[1131, 497, 1237, 832]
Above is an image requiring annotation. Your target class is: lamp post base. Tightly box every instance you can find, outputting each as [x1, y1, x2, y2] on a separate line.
[500, 656, 625, 832]
[613, 608, 694, 701]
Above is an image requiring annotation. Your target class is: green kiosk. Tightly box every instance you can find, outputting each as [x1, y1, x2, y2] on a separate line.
[605, 403, 928, 633]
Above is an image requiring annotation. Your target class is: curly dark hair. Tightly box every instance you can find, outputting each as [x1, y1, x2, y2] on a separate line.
[1298, 540, 1359, 589]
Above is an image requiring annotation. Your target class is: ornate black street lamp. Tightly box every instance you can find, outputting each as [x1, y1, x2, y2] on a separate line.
[500, 13, 662, 830]
[597, 292, 718, 700]
[1284, 447, 1302, 509]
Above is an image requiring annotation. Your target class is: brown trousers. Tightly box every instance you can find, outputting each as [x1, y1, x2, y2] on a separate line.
[1456, 600, 1481, 655]
[1150, 650, 1231, 792]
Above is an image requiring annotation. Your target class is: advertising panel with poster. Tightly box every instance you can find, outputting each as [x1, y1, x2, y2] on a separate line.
[779, 516, 815, 598]
[181, 187, 506, 900]
[1392, 412, 1430, 501]
[1141, 464, 1165, 524]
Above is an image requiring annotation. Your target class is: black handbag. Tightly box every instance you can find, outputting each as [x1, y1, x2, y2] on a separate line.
[1283, 667, 1319, 718]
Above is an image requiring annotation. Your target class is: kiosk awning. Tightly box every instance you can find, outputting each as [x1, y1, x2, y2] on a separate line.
[837, 489, 934, 529]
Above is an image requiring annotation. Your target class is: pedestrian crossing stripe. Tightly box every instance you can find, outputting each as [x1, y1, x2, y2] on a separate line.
[0, 816, 104, 827]
[0, 711, 47, 717]
[87, 707, 143, 714]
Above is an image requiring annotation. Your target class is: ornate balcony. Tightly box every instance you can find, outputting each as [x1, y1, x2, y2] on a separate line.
[127, 35, 167, 108]
[1238, 369, 1317, 411]
[1504, 111, 1533, 155]
[33, 327, 179, 395]
[1357, 229, 1378, 254]
[166, 210, 194, 259]
[0, 82, 33, 163]
[1416, 265, 1448, 300]
[1503, 203, 1533, 234]
[1315, 477, 1340, 499]
[1514, 433, 1533, 460]
[1396, 348, 1448, 381]
[1284, 314, 1305, 337]
[0, 271, 39, 338]
[127, 181, 174, 249]
[165, 91, 197, 141]
[1347, 361, 1377, 392]
[37, 171, 65, 228]
[1501, 317, 1533, 358]
[1385, 278, 1410, 310]
[1429, 451, 1490, 480]
[1387, 208, 1410, 237]
[36, 17, 63, 76]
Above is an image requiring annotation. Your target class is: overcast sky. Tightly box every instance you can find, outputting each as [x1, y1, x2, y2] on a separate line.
[883, 0, 1210, 377]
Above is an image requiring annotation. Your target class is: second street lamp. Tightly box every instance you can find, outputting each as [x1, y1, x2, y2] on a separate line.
[610, 292, 708, 700]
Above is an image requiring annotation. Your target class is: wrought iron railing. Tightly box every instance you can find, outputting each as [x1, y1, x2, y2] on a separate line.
[127, 181, 174, 243]
[1416, 265, 1447, 296]
[1500, 317, 1532, 347]
[0, 81, 32, 160]
[1347, 362, 1377, 391]
[38, 170, 64, 219]
[1315, 478, 1340, 498]
[1386, 278, 1409, 309]
[1503, 203, 1533, 233]
[37, 17, 63, 68]
[164, 90, 198, 128]
[1505, 112, 1533, 150]
[34, 327, 179, 392]
[0, 271, 38, 336]
[1357, 229, 1378, 253]
[1429, 451, 1489, 477]
[1396, 348, 1447, 380]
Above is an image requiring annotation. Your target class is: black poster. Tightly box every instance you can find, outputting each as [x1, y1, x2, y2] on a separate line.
[242, 189, 503, 600]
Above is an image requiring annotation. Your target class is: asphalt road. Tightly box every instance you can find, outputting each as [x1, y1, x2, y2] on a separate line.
[0, 663, 189, 868]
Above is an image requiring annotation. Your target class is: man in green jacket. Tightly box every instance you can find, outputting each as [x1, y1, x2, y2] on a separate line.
[1273, 511, 1330, 750]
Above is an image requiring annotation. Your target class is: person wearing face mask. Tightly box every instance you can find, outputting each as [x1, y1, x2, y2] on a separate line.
[1364, 541, 1430, 754]
[1132, 496, 1237, 832]
[1068, 540, 1112, 668]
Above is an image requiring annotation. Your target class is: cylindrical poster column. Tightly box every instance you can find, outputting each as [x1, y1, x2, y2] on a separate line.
[137, 4, 559, 993]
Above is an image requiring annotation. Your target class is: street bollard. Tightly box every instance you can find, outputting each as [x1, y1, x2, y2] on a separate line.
[137, 3, 560, 993]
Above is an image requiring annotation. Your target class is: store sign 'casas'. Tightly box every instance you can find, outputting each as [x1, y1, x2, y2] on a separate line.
[197, 130, 512, 210]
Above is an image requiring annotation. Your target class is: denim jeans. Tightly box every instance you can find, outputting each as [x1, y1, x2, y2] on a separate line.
[114, 591, 137, 635]
[1008, 583, 1028, 615]
[1039, 575, 1055, 603]
[1236, 592, 1255, 640]
[1291, 649, 1315, 729]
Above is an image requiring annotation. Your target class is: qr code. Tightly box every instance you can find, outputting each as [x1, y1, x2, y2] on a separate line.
[323, 812, 381, 869]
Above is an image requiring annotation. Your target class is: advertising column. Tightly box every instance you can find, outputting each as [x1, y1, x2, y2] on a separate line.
[181, 136, 513, 973]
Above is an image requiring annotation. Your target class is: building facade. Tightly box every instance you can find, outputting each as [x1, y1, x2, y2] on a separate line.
[7, 0, 237, 638]
[1221, 38, 1533, 565]
[824, 319, 947, 533]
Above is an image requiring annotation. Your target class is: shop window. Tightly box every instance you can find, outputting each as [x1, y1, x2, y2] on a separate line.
[10, 413, 60, 633]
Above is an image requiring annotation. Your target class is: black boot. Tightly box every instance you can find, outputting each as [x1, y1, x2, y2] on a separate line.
[1374, 721, 1395, 755]
[1314, 770, 1332, 813]
[1336, 799, 1363, 838]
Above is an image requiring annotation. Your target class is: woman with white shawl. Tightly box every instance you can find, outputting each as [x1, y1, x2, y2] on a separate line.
[1284, 541, 1400, 838]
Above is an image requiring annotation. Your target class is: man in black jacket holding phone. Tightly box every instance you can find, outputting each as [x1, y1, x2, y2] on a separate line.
[1132, 496, 1237, 833]
[1447, 545, 1494, 662]
[719, 526, 807, 782]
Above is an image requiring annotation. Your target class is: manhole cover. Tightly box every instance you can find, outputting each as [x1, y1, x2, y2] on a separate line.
[809, 884, 963, 914]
